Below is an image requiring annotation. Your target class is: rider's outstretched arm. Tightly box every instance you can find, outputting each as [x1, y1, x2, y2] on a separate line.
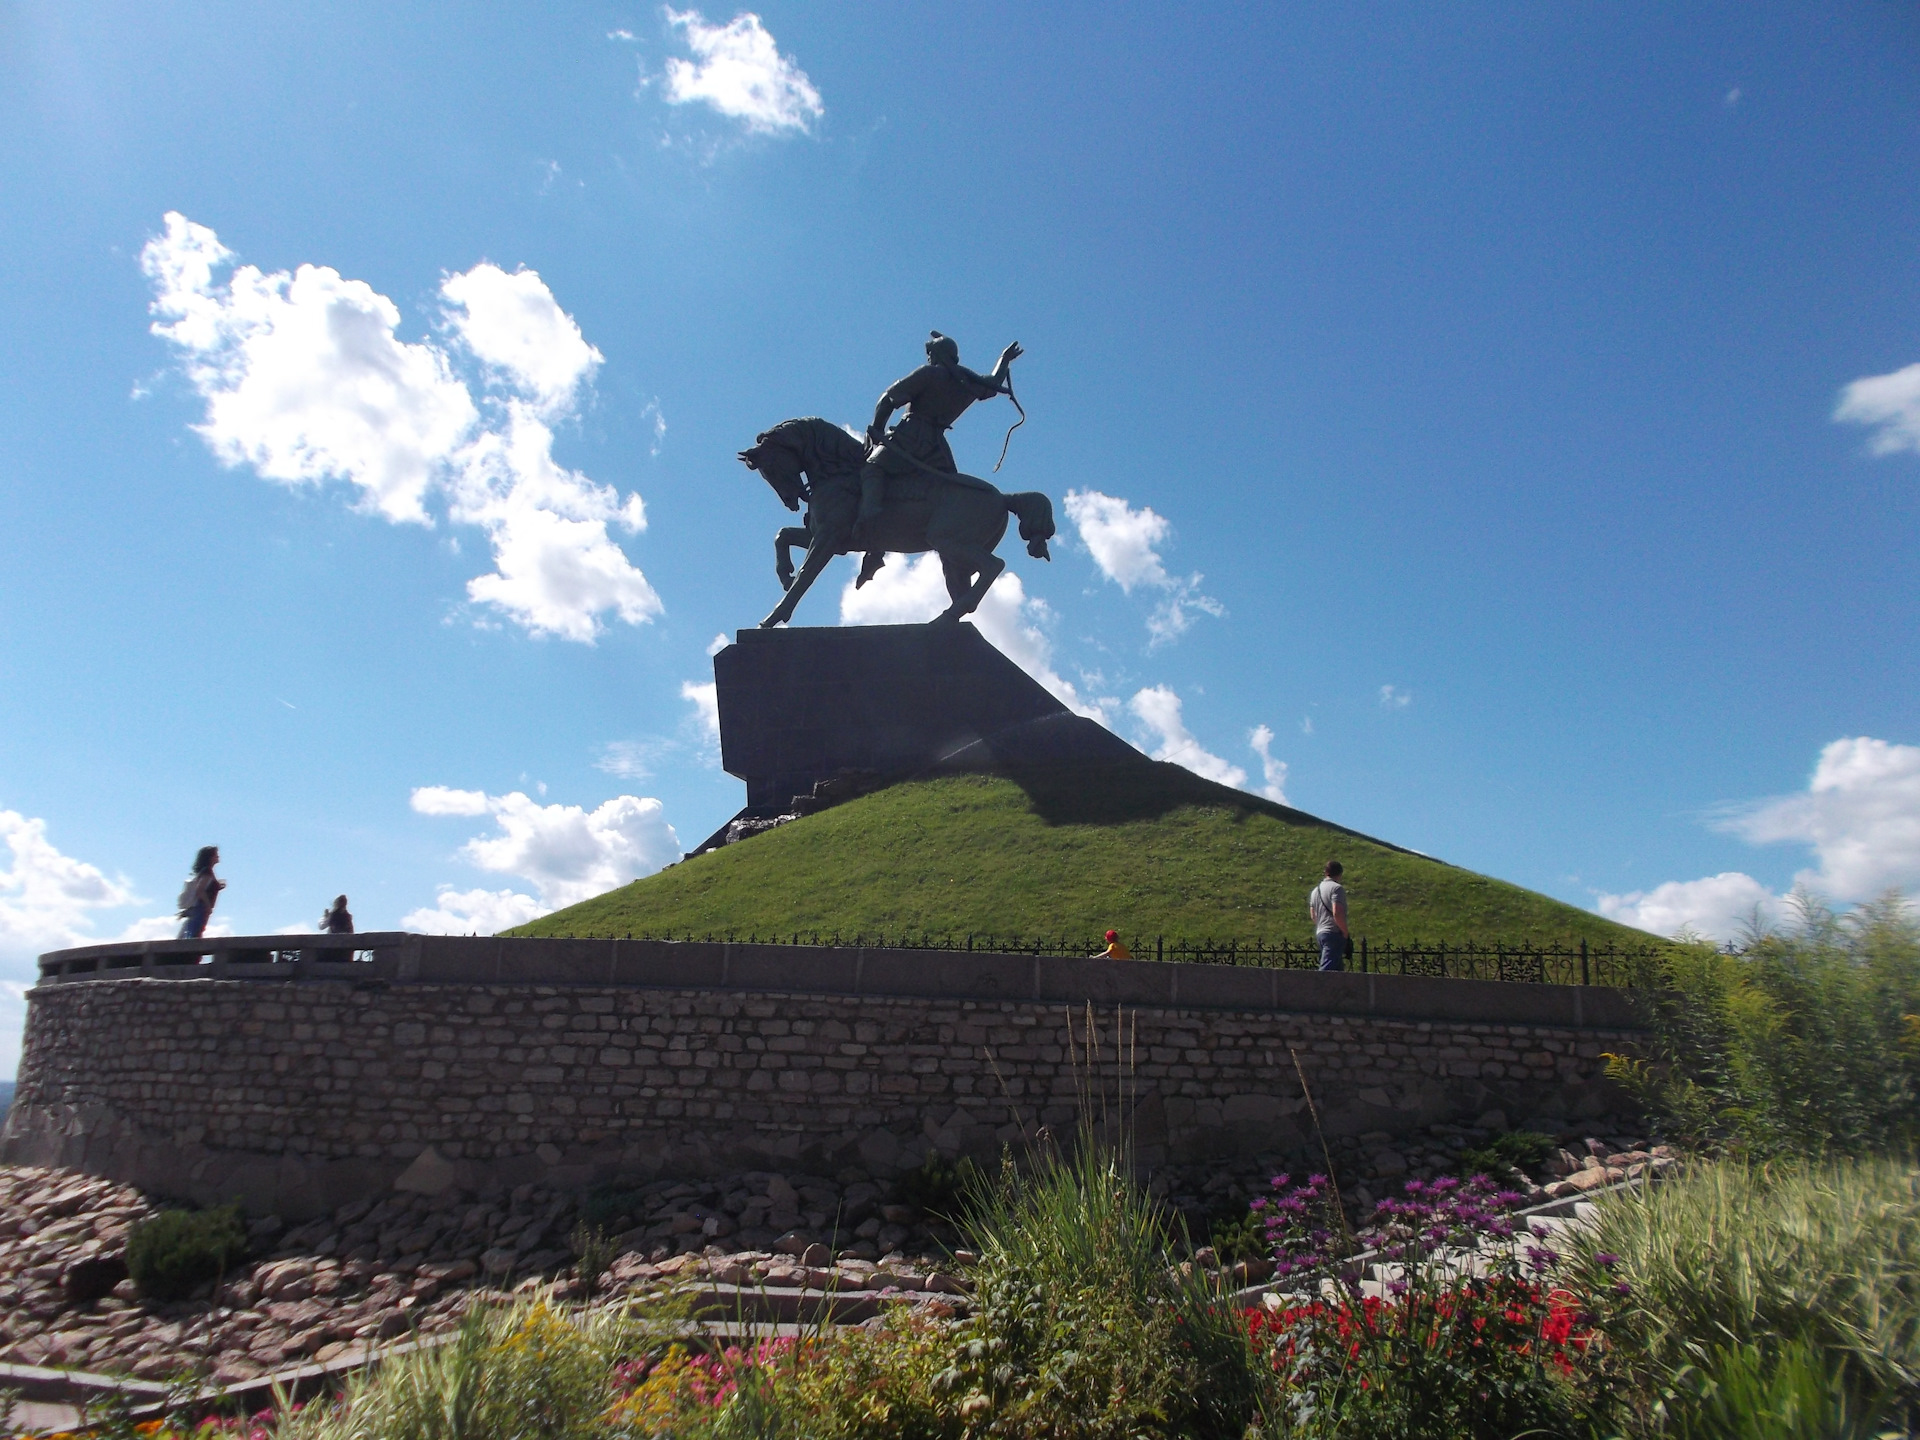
[987, 341, 1023, 391]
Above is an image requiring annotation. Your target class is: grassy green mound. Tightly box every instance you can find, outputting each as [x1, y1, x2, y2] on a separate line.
[519, 762, 1645, 947]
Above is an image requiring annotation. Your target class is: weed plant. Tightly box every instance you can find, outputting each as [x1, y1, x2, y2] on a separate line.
[1609, 891, 1920, 1157]
[569, 1223, 620, 1292]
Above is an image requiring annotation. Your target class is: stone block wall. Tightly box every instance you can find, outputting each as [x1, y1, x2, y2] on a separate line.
[2, 940, 1640, 1219]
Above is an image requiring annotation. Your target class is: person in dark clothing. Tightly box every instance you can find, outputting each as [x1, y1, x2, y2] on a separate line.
[176, 846, 225, 939]
[854, 331, 1022, 543]
[319, 895, 353, 934]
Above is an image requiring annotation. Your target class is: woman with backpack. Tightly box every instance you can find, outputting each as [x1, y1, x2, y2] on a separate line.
[176, 846, 225, 939]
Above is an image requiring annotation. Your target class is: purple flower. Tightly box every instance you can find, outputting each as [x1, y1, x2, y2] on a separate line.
[1595, 1252, 1620, 1268]
[1613, 1281, 1632, 1297]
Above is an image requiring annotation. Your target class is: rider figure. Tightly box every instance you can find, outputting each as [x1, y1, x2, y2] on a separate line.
[854, 331, 1022, 544]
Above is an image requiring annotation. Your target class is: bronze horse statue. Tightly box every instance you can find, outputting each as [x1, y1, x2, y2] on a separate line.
[739, 417, 1055, 628]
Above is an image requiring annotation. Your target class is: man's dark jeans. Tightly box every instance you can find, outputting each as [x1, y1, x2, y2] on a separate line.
[1317, 929, 1344, 972]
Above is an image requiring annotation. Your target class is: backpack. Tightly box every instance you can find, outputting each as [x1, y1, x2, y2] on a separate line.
[176, 875, 201, 914]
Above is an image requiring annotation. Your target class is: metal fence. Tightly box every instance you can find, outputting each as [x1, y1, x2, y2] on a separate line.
[554, 930, 1661, 986]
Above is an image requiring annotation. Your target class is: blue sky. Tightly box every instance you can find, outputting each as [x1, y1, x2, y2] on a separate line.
[4, 3, 1918, 1069]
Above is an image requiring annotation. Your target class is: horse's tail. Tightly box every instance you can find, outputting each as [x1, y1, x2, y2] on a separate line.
[1004, 492, 1056, 560]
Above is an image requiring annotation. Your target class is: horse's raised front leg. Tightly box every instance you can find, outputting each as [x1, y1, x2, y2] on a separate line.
[761, 540, 835, 627]
[935, 547, 1004, 623]
[775, 525, 810, 590]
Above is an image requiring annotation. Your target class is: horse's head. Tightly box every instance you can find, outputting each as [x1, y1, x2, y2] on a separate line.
[738, 428, 807, 512]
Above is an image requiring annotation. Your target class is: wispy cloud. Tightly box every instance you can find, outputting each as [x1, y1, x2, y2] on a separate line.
[1379, 684, 1412, 709]
[681, 680, 720, 751]
[1128, 686, 1247, 788]
[143, 214, 661, 642]
[1248, 725, 1289, 804]
[1835, 361, 1920, 457]
[660, 9, 823, 135]
[1062, 489, 1222, 645]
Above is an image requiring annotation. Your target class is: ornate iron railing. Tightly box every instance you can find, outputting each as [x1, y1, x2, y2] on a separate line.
[540, 931, 1660, 986]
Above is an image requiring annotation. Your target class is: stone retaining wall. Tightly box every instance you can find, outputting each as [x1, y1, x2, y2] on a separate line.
[3, 939, 1641, 1219]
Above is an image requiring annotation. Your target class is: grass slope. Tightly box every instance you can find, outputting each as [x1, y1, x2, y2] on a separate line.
[520, 762, 1647, 947]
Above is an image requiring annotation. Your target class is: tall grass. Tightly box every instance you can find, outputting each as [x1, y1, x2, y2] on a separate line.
[1609, 891, 1920, 1157]
[956, 1142, 1258, 1440]
[269, 1299, 643, 1440]
[1564, 1157, 1920, 1433]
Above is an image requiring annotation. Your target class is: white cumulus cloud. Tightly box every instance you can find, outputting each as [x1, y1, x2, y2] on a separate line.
[442, 263, 603, 417]
[1594, 736, 1920, 942]
[1062, 489, 1221, 644]
[142, 214, 660, 642]
[1249, 724, 1289, 804]
[142, 214, 475, 525]
[1835, 361, 1920, 457]
[1128, 686, 1248, 789]
[662, 9, 823, 135]
[0, 810, 197, 1073]
[837, 553, 1111, 721]
[1596, 873, 1783, 942]
[1719, 736, 1920, 900]
[401, 887, 547, 936]
[409, 786, 491, 817]
[413, 787, 681, 911]
[0, 810, 138, 966]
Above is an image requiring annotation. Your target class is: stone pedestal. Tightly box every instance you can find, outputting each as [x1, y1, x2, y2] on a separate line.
[713, 624, 1141, 810]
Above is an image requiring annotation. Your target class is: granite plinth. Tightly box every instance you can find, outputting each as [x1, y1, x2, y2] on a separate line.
[713, 624, 1143, 809]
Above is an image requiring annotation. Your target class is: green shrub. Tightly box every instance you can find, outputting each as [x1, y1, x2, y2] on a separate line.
[577, 1184, 649, 1232]
[1453, 1128, 1555, 1183]
[890, 1151, 982, 1224]
[1566, 1157, 1920, 1432]
[1207, 1204, 1267, 1265]
[125, 1204, 248, 1301]
[1608, 890, 1920, 1157]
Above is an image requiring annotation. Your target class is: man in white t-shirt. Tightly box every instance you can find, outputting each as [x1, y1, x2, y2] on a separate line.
[1308, 860, 1349, 973]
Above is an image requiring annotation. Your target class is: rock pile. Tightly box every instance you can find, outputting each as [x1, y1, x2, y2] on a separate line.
[0, 1164, 964, 1386]
[0, 1134, 1673, 1386]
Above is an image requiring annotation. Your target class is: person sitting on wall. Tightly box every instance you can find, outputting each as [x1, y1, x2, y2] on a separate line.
[1094, 929, 1131, 960]
[319, 895, 353, 934]
[175, 846, 224, 940]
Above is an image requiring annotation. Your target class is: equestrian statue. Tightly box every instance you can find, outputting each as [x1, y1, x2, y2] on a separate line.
[738, 332, 1055, 628]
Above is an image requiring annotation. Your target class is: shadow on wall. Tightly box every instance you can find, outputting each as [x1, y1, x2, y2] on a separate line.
[0, 1081, 14, 1123]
